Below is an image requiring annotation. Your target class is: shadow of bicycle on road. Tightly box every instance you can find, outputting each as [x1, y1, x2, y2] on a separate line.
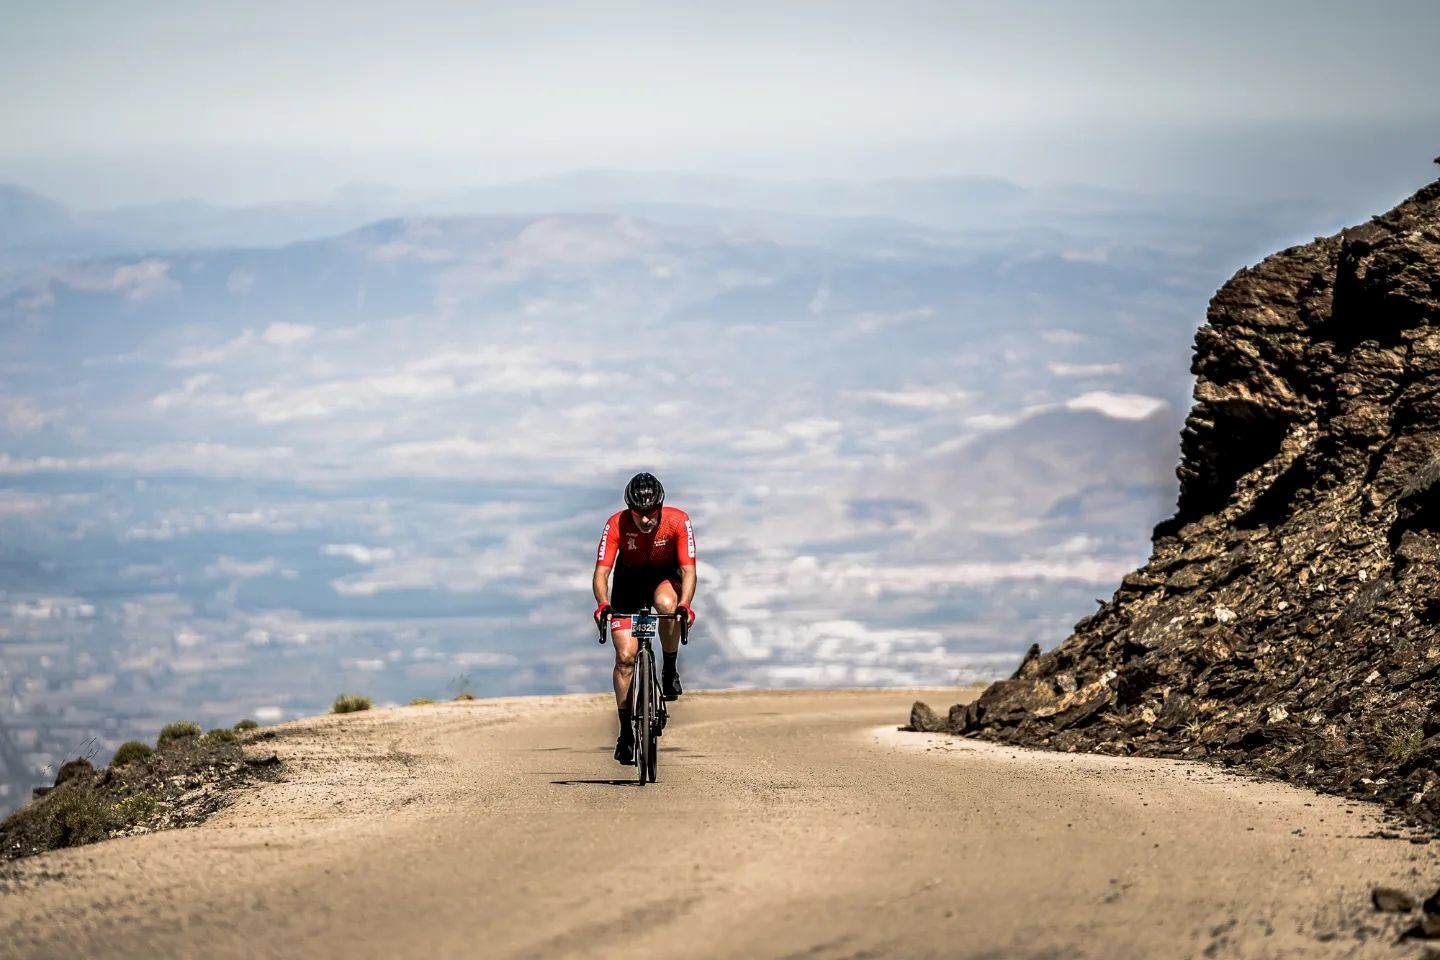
[548, 778, 644, 786]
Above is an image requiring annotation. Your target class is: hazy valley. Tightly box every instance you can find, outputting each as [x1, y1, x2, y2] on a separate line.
[0, 172, 1388, 810]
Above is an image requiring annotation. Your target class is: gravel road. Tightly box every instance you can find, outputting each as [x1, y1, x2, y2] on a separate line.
[1, 688, 1434, 959]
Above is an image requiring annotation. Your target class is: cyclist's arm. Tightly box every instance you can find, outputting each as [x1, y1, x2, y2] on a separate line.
[676, 513, 697, 608]
[677, 563, 696, 608]
[593, 514, 620, 605]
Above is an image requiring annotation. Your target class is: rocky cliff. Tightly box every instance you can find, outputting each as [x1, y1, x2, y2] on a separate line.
[946, 174, 1440, 825]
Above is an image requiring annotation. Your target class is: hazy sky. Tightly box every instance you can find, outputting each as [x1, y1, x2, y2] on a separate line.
[3, 0, 1438, 205]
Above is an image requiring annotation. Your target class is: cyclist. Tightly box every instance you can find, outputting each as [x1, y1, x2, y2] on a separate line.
[592, 472, 697, 765]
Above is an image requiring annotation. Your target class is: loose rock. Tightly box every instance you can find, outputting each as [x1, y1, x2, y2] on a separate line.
[1372, 886, 1415, 913]
[1401, 913, 1440, 941]
[907, 702, 948, 733]
[53, 758, 94, 787]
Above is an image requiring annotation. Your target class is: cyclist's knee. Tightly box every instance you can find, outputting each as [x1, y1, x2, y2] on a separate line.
[615, 652, 636, 670]
[653, 593, 677, 614]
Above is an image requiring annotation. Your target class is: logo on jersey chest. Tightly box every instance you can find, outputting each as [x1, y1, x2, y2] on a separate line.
[654, 537, 669, 547]
[625, 534, 638, 550]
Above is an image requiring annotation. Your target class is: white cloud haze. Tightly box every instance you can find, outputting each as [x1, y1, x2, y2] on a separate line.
[2, 1, 1437, 204]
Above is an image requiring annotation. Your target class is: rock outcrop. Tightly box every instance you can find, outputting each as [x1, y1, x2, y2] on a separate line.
[950, 176, 1440, 826]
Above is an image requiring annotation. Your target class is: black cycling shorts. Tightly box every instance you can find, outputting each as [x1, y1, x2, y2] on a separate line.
[611, 565, 682, 614]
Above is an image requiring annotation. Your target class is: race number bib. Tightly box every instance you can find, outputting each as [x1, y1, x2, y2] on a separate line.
[632, 614, 659, 641]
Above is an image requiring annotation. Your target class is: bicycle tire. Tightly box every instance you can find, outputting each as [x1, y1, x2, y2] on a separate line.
[635, 647, 651, 786]
[645, 726, 658, 782]
[645, 665, 660, 782]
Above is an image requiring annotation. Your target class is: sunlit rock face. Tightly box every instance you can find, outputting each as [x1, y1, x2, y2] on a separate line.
[954, 176, 1440, 825]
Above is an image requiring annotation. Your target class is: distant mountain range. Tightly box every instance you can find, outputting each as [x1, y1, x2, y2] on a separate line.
[0, 169, 1373, 288]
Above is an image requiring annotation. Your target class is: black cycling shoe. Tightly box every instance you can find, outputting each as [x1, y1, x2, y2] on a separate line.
[614, 736, 636, 765]
[663, 669, 683, 701]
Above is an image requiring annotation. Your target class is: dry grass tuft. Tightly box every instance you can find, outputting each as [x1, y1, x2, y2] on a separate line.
[157, 721, 202, 748]
[1383, 723, 1424, 761]
[109, 741, 154, 768]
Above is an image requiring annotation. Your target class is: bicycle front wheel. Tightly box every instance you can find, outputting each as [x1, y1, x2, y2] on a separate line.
[634, 648, 651, 786]
[645, 662, 660, 782]
[644, 720, 658, 782]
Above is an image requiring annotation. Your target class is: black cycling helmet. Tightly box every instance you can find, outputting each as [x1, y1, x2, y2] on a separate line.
[624, 472, 665, 512]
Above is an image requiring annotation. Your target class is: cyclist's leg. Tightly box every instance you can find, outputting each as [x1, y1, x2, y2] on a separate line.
[611, 626, 639, 763]
[652, 579, 681, 655]
[653, 578, 684, 700]
[612, 627, 637, 708]
[609, 568, 647, 709]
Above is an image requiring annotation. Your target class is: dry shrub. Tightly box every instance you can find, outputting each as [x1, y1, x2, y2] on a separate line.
[110, 741, 154, 768]
[332, 694, 372, 714]
[157, 721, 202, 748]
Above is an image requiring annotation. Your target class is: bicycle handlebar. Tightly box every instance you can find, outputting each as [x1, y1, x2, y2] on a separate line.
[596, 610, 690, 646]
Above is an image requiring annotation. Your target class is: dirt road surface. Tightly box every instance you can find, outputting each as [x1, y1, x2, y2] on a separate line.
[2, 689, 1434, 959]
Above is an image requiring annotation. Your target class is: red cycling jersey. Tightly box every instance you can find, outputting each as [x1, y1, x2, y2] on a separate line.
[596, 506, 696, 572]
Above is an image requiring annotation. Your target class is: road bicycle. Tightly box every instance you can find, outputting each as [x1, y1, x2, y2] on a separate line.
[598, 607, 688, 785]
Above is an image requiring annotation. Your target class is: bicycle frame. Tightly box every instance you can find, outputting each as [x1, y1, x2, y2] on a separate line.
[599, 607, 689, 784]
[632, 635, 658, 784]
